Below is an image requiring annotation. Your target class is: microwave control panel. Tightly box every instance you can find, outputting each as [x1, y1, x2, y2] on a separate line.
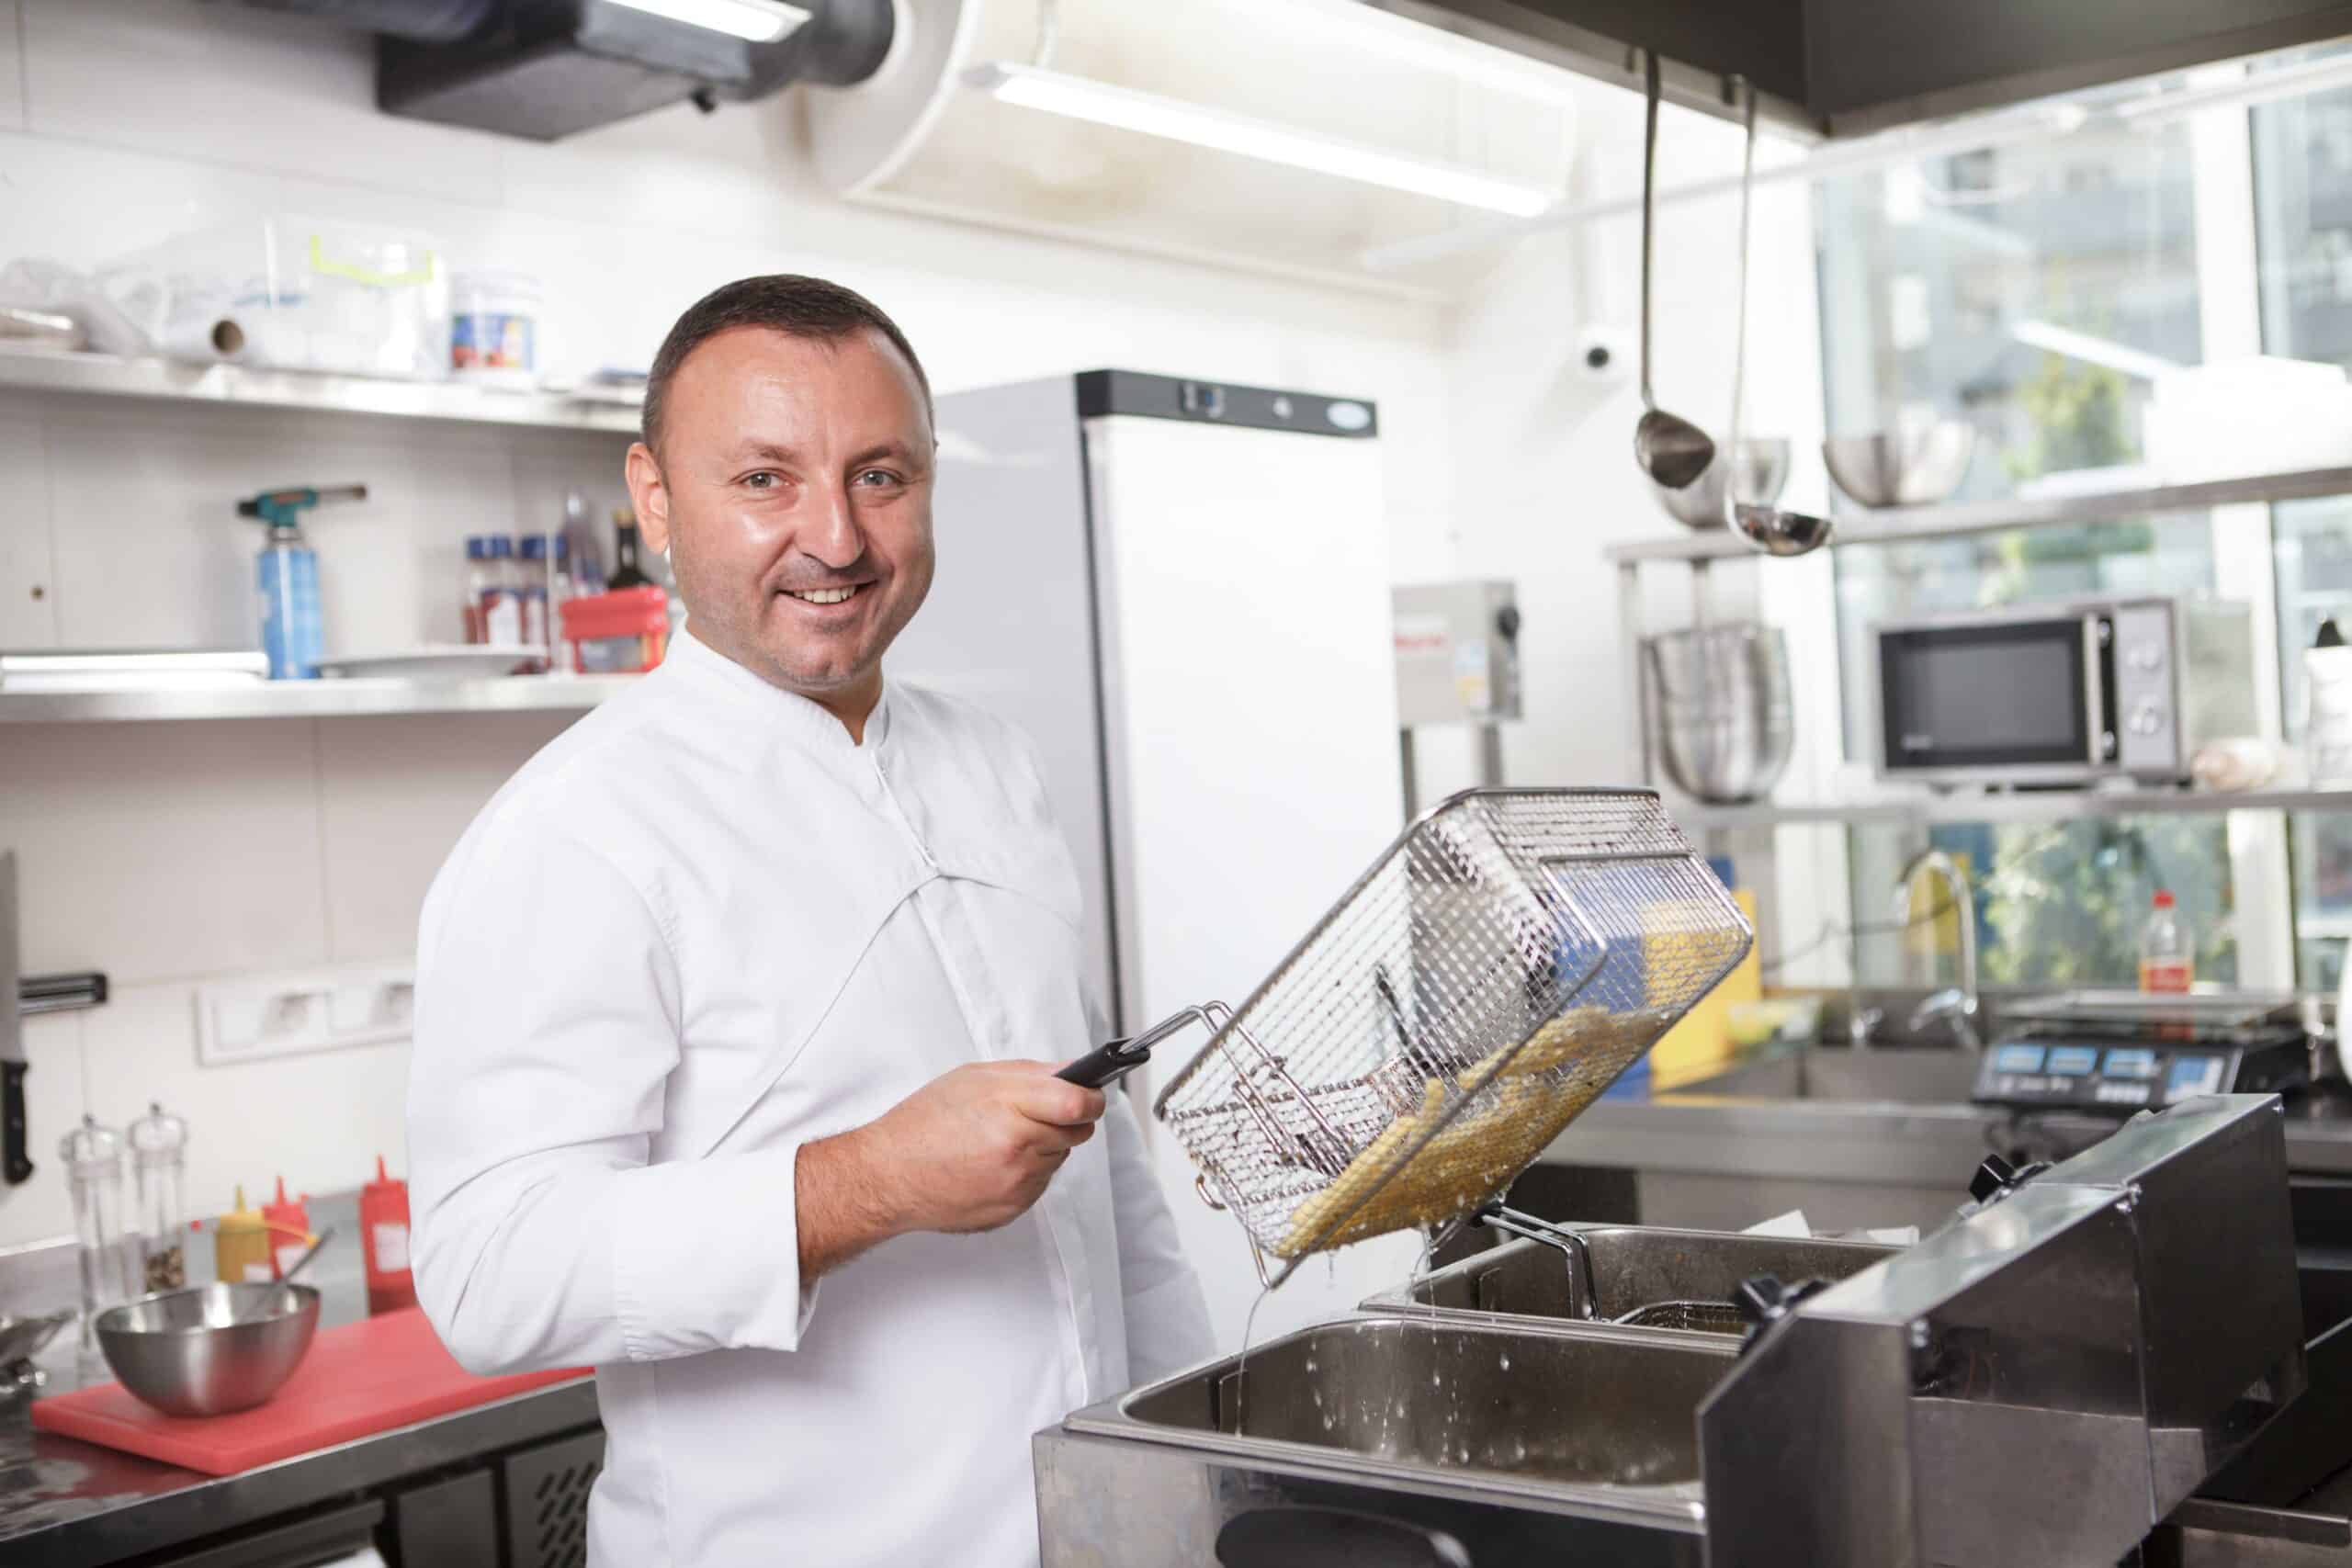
[1971, 1027, 2306, 1113]
[2110, 602, 2182, 775]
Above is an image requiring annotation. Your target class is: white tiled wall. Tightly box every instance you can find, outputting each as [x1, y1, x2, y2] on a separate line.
[0, 0, 1460, 1247]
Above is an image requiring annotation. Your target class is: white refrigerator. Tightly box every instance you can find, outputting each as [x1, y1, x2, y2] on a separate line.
[893, 370, 1419, 1350]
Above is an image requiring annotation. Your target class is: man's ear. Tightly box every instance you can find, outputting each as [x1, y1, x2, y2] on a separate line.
[626, 442, 672, 554]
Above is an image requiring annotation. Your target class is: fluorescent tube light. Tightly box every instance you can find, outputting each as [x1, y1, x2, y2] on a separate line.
[963, 61, 1557, 218]
[603, 0, 810, 43]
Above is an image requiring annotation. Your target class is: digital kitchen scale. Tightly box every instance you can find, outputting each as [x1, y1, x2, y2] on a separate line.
[1972, 990, 2310, 1113]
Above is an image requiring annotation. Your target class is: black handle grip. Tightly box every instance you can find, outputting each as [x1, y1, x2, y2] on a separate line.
[1056, 1037, 1149, 1089]
[2, 1060, 29, 1186]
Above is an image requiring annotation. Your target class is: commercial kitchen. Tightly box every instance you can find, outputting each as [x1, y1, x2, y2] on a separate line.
[11, 2, 2352, 1565]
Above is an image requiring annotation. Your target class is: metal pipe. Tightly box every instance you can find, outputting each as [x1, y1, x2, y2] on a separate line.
[1892, 849, 1981, 1049]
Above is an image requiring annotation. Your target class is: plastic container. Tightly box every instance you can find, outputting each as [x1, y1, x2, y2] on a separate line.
[103, 216, 449, 380]
[481, 536, 523, 647]
[448, 268, 540, 389]
[262, 1177, 312, 1280]
[127, 1102, 189, 1294]
[361, 1155, 417, 1316]
[560, 585, 672, 674]
[2307, 621, 2352, 783]
[213, 1185, 275, 1286]
[60, 1116, 135, 1346]
[2139, 890, 2195, 994]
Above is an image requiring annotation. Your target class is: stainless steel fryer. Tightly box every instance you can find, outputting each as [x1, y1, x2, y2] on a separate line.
[1036, 1094, 2306, 1568]
[1361, 1224, 1894, 1338]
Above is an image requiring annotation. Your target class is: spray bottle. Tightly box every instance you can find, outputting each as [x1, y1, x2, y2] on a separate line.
[237, 484, 366, 679]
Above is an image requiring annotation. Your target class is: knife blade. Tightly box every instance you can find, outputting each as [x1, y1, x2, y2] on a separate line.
[0, 852, 28, 1186]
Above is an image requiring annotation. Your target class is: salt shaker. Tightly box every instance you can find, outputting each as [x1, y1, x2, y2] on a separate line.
[59, 1116, 134, 1346]
[128, 1102, 189, 1292]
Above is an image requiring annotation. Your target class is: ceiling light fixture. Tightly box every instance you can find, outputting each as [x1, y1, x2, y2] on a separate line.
[962, 61, 1557, 217]
[602, 0, 811, 44]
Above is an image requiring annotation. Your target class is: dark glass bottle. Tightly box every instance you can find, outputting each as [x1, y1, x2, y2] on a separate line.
[607, 508, 653, 591]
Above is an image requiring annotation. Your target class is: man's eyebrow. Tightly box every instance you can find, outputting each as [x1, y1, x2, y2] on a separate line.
[848, 441, 930, 469]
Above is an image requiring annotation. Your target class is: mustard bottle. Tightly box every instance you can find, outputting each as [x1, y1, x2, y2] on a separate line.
[214, 1185, 274, 1285]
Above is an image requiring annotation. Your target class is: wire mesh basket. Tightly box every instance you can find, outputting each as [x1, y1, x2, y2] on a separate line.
[1612, 1300, 1751, 1335]
[1152, 788, 1751, 1287]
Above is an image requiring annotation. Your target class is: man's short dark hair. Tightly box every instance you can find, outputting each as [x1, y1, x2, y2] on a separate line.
[640, 275, 933, 457]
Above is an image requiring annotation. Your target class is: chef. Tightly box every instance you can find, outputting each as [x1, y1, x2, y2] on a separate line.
[407, 274, 1214, 1568]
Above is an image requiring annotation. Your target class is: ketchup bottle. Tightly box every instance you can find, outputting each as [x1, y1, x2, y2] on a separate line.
[360, 1155, 417, 1314]
[262, 1176, 312, 1280]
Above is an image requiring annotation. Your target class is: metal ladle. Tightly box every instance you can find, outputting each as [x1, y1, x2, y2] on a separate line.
[1719, 76, 1833, 557]
[1633, 51, 1715, 492]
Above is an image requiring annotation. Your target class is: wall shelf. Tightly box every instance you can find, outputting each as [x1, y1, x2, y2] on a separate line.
[0, 346, 643, 435]
[1605, 464, 2352, 564]
[1676, 779, 2352, 833]
[0, 675, 637, 723]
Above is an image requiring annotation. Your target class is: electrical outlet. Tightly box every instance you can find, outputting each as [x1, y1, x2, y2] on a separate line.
[196, 964, 416, 1066]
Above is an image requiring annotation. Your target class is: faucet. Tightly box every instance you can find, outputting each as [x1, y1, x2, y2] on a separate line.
[1892, 849, 1981, 1049]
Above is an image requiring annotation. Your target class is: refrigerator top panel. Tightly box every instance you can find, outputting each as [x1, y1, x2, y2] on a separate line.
[1075, 369, 1378, 440]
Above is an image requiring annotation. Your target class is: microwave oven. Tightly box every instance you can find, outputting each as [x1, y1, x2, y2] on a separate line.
[1871, 598, 2256, 785]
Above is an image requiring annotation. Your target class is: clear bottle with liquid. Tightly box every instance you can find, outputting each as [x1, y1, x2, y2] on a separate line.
[481, 536, 523, 646]
[2139, 890, 2195, 994]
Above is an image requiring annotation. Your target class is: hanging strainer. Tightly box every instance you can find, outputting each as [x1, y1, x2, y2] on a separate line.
[1150, 788, 1750, 1288]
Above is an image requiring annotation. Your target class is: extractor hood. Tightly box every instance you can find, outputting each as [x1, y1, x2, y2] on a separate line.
[1368, 0, 2352, 136]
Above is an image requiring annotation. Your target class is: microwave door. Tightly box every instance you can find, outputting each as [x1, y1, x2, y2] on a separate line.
[1877, 617, 2105, 781]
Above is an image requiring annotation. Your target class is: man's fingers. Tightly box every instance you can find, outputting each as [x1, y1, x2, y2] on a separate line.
[1007, 1076, 1106, 1127]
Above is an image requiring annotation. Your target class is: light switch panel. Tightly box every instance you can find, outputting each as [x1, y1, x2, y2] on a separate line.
[197, 964, 416, 1066]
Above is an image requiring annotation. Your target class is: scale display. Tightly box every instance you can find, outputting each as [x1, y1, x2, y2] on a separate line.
[1971, 1021, 2302, 1113]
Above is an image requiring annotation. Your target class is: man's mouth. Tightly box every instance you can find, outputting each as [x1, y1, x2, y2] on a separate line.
[779, 583, 866, 605]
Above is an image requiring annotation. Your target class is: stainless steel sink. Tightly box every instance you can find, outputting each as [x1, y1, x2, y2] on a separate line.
[1665, 1046, 1982, 1106]
[1114, 1314, 1731, 1488]
[1363, 1227, 1894, 1334]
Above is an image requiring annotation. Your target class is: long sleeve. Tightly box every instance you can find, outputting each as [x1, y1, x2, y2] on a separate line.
[407, 811, 817, 1375]
[1101, 1088, 1214, 1383]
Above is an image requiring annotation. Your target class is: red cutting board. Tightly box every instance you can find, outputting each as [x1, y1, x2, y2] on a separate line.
[32, 1306, 588, 1475]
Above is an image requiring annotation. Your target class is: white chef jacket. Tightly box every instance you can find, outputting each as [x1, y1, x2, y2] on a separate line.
[406, 629, 1214, 1568]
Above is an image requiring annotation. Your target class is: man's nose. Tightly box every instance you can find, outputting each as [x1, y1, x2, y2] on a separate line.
[801, 480, 865, 570]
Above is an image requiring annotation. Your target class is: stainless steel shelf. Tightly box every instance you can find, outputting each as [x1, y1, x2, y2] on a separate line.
[1677, 780, 2352, 832]
[0, 675, 638, 723]
[0, 346, 642, 435]
[1605, 464, 2352, 564]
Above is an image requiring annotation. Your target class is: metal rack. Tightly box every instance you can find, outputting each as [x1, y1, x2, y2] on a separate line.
[0, 676, 636, 724]
[0, 346, 642, 435]
[1614, 463, 2352, 836]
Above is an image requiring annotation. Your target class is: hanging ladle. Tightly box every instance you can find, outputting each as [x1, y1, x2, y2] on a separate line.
[1719, 76, 1834, 558]
[1633, 50, 1715, 493]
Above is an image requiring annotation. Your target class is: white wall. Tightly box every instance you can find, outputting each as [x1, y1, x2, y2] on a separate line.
[0, 0, 1456, 1247]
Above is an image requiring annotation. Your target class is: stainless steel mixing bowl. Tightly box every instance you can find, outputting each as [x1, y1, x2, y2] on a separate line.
[1822, 422, 1976, 507]
[1646, 437, 1792, 530]
[1642, 622, 1794, 804]
[96, 1282, 320, 1416]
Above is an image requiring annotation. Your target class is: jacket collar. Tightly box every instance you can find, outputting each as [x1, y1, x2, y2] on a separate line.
[662, 626, 894, 758]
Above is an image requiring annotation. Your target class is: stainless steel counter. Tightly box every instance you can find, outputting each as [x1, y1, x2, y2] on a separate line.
[0, 1197, 598, 1567]
[1546, 1047, 2352, 1234]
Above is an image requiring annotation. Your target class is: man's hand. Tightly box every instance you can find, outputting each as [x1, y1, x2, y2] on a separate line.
[796, 1062, 1107, 1280]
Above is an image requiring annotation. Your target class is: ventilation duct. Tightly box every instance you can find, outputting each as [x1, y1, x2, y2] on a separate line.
[217, 0, 893, 140]
[804, 0, 1581, 297]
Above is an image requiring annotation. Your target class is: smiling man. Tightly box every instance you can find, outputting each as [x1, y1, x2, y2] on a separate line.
[406, 276, 1211, 1568]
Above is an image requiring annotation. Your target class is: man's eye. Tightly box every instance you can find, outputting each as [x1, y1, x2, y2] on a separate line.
[854, 469, 899, 488]
[744, 471, 779, 490]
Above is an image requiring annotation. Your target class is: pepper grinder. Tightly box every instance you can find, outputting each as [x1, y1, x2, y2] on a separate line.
[127, 1102, 189, 1292]
[59, 1116, 133, 1348]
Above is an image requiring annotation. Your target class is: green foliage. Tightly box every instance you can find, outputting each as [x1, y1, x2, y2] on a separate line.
[2002, 352, 2135, 482]
[1975, 818, 2238, 987]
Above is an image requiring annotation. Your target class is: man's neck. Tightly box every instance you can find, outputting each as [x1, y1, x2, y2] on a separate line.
[686, 626, 882, 745]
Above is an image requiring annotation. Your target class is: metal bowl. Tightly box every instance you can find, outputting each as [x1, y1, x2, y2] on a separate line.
[96, 1282, 320, 1417]
[1646, 438, 1792, 530]
[1822, 423, 1976, 508]
[1641, 623, 1794, 804]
